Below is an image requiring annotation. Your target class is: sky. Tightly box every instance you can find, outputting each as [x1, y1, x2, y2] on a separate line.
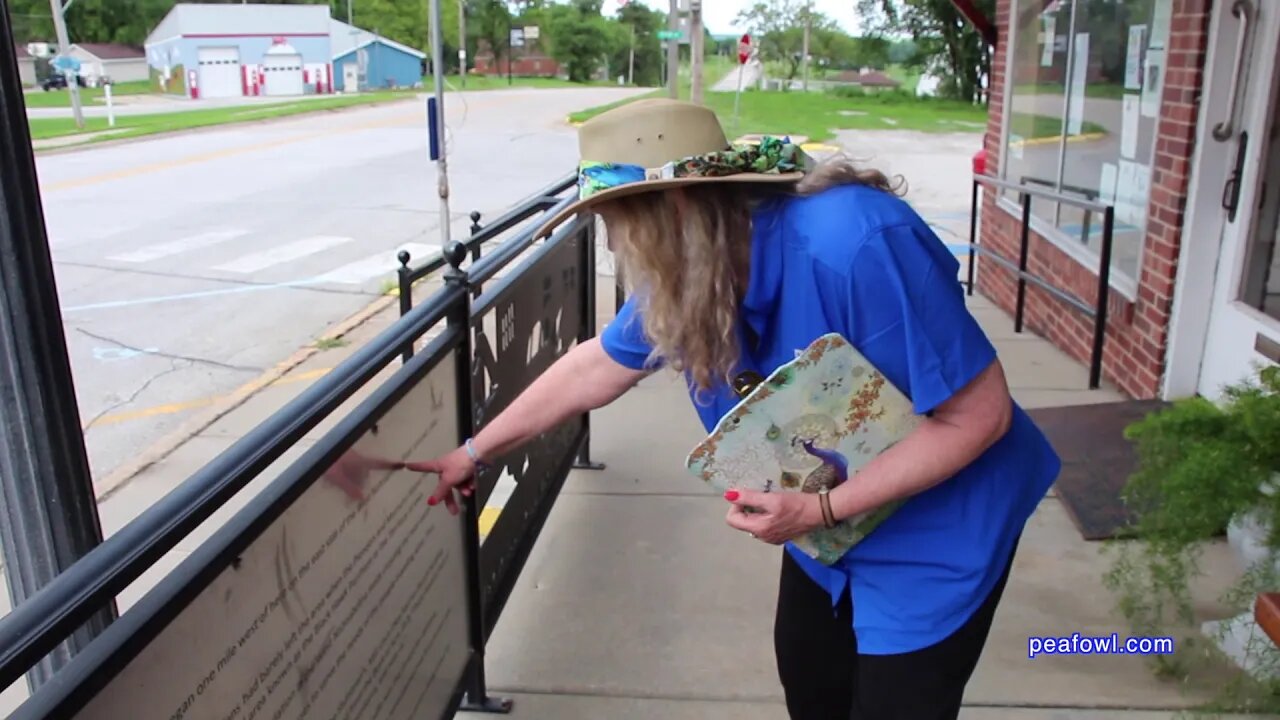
[617, 0, 866, 37]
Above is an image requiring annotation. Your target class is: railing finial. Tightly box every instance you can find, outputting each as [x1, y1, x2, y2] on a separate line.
[397, 250, 412, 268]
[444, 240, 469, 270]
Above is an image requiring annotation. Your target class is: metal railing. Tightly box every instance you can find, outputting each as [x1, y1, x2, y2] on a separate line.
[967, 173, 1116, 390]
[0, 175, 597, 718]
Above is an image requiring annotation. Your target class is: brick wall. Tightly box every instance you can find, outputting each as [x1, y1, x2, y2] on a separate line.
[977, 0, 1212, 398]
[472, 54, 561, 77]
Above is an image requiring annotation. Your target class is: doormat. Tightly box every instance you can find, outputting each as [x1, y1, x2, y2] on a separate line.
[1027, 399, 1170, 541]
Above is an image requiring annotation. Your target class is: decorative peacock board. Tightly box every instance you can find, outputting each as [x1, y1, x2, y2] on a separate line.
[686, 333, 923, 565]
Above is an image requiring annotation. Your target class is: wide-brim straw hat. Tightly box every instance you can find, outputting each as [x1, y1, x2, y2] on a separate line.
[530, 98, 809, 240]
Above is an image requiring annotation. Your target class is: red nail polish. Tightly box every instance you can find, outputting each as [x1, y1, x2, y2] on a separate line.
[427, 496, 438, 506]
[724, 490, 739, 502]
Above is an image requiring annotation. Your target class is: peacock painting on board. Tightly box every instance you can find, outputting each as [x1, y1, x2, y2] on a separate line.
[686, 333, 923, 565]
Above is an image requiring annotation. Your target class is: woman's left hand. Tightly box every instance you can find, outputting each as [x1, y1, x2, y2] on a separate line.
[723, 489, 825, 545]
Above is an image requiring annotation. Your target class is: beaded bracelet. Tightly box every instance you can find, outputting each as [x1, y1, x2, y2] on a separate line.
[464, 438, 490, 471]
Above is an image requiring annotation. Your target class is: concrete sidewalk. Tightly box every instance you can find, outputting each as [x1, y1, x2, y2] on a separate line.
[457, 292, 1261, 720]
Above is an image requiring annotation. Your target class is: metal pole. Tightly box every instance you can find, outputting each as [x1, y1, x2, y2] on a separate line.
[628, 24, 634, 85]
[444, 243, 513, 715]
[1090, 206, 1115, 390]
[666, 0, 679, 98]
[574, 221, 604, 471]
[801, 2, 811, 92]
[429, 0, 452, 250]
[689, 0, 703, 104]
[967, 179, 979, 296]
[458, 0, 467, 88]
[48, 0, 83, 130]
[1015, 192, 1032, 333]
[0, 0, 114, 690]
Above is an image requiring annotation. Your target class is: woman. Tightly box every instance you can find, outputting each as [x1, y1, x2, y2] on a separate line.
[408, 99, 1061, 720]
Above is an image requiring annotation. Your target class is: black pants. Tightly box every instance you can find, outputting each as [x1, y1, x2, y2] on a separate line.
[773, 540, 1017, 720]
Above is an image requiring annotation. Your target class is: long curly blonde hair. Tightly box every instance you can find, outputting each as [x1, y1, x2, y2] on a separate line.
[596, 154, 904, 395]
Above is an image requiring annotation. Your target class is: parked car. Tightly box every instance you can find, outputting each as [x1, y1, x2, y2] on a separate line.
[40, 73, 86, 91]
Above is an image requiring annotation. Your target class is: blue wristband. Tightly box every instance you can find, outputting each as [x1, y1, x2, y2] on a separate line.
[464, 438, 490, 470]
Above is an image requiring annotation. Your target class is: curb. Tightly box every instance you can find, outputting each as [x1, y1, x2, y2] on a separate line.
[92, 291, 400, 503]
[32, 95, 422, 157]
[1009, 131, 1106, 150]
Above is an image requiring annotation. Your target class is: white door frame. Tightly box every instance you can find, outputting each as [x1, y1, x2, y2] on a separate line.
[1165, 0, 1280, 398]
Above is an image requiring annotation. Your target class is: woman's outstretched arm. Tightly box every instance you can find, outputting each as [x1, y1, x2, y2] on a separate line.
[409, 336, 651, 513]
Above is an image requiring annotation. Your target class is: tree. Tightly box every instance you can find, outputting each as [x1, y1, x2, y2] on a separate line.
[543, 0, 612, 82]
[609, 1, 663, 86]
[735, 0, 835, 83]
[856, 0, 994, 103]
[467, 0, 512, 73]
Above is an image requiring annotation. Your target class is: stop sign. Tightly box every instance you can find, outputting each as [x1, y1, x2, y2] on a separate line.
[738, 33, 751, 64]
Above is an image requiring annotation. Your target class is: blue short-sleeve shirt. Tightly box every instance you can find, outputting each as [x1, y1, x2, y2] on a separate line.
[600, 183, 1061, 654]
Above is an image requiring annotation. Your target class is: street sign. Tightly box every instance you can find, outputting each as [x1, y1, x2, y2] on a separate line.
[509, 28, 524, 47]
[738, 33, 752, 64]
[51, 54, 80, 72]
[523, 25, 539, 40]
[657, 29, 681, 40]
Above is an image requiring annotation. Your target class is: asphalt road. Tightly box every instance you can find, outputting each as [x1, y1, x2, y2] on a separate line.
[39, 86, 648, 482]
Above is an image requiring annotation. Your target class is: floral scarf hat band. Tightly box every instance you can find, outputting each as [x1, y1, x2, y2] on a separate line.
[577, 135, 806, 200]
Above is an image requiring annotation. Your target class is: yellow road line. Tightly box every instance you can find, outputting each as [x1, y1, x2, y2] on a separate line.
[44, 113, 418, 193]
[86, 366, 333, 428]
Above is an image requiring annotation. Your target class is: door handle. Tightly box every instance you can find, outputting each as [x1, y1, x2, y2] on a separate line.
[1213, 0, 1256, 142]
[1223, 131, 1249, 221]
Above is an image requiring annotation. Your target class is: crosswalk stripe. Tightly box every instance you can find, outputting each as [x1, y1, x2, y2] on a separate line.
[313, 243, 440, 284]
[212, 235, 353, 274]
[108, 229, 249, 263]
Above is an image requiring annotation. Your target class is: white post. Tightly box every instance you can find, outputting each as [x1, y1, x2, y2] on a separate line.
[48, 0, 83, 129]
[104, 82, 114, 127]
[733, 60, 743, 135]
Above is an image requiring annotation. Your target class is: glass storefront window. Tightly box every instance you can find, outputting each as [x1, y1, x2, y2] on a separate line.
[1001, 0, 1170, 290]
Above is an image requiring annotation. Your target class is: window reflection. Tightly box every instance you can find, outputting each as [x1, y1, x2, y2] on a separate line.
[1002, 0, 1168, 287]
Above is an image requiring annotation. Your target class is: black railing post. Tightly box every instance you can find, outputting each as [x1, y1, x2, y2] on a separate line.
[967, 178, 979, 297]
[575, 219, 605, 471]
[469, 211, 484, 297]
[397, 251, 414, 364]
[445, 241, 513, 715]
[1015, 192, 1032, 334]
[1090, 206, 1115, 390]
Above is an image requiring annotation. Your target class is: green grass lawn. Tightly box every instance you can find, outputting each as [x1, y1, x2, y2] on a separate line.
[21, 80, 154, 108]
[569, 87, 991, 141]
[27, 91, 417, 144]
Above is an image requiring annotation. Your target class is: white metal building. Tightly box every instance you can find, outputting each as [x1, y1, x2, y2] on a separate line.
[144, 3, 333, 99]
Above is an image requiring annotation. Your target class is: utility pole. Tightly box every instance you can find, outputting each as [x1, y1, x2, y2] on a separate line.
[665, 0, 678, 98]
[0, 0, 113, 691]
[689, 0, 702, 104]
[457, 0, 466, 87]
[49, 0, 83, 130]
[627, 24, 634, 85]
[800, 2, 811, 92]
[429, 0, 451, 249]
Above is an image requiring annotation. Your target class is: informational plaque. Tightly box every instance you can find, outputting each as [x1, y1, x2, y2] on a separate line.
[68, 358, 470, 720]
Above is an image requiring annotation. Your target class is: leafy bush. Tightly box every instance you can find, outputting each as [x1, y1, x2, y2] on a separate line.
[1103, 365, 1280, 712]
